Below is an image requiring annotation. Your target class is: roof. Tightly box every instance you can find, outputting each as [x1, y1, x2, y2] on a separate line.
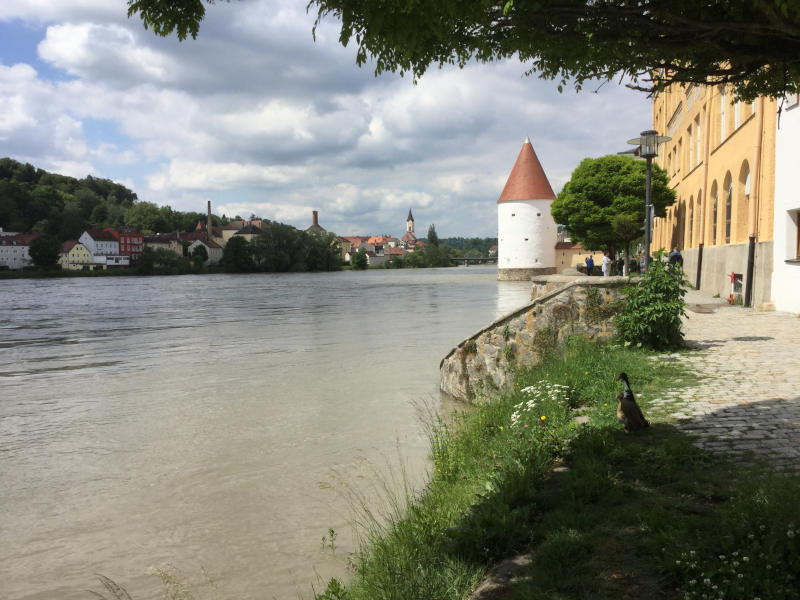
[388, 247, 405, 255]
[85, 228, 118, 242]
[235, 224, 263, 235]
[0, 233, 40, 246]
[189, 239, 221, 249]
[367, 235, 394, 245]
[555, 241, 582, 250]
[497, 137, 555, 203]
[60, 240, 78, 253]
[407, 208, 414, 221]
[401, 231, 417, 242]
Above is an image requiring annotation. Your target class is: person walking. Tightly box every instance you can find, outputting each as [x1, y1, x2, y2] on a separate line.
[601, 251, 612, 277]
[585, 255, 594, 276]
[668, 246, 684, 267]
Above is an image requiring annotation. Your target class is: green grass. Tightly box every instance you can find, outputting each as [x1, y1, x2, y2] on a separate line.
[319, 337, 800, 600]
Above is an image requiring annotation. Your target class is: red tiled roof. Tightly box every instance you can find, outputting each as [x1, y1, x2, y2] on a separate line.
[388, 247, 405, 255]
[0, 233, 40, 246]
[60, 240, 78, 252]
[555, 241, 582, 250]
[86, 228, 118, 242]
[497, 138, 555, 203]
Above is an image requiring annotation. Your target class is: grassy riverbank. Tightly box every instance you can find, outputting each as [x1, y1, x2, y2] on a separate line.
[319, 337, 800, 600]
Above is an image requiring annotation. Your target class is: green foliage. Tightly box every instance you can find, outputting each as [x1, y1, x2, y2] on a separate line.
[135, 247, 192, 275]
[614, 251, 688, 350]
[426, 224, 439, 246]
[129, 0, 800, 100]
[221, 236, 253, 273]
[439, 237, 497, 256]
[28, 234, 61, 268]
[351, 248, 368, 270]
[551, 155, 674, 254]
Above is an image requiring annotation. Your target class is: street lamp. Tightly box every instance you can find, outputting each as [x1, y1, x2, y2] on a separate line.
[627, 130, 671, 269]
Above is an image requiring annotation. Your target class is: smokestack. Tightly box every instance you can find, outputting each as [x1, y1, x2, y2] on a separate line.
[312, 210, 319, 227]
[207, 201, 212, 242]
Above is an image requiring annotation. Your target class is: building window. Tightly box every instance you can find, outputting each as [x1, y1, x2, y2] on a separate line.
[725, 176, 733, 244]
[712, 184, 718, 245]
[720, 87, 726, 142]
[688, 198, 694, 248]
[688, 125, 693, 168]
[695, 115, 702, 168]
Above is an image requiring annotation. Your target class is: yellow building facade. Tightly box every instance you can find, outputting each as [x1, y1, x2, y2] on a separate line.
[651, 83, 776, 306]
[58, 241, 96, 271]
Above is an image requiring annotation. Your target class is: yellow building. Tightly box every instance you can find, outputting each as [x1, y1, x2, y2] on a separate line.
[651, 84, 776, 307]
[59, 241, 96, 270]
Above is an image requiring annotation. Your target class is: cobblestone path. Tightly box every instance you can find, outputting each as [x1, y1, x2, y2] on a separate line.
[647, 296, 800, 473]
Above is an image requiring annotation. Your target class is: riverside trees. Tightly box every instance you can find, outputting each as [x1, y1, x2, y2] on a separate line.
[550, 155, 674, 265]
[127, 0, 800, 100]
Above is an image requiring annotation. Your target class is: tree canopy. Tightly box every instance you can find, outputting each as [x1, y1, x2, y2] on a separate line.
[127, 0, 800, 100]
[550, 154, 674, 254]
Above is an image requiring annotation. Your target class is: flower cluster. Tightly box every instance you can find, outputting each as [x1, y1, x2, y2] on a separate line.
[511, 382, 571, 428]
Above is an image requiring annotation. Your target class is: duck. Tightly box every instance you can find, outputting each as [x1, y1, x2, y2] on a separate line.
[616, 372, 649, 432]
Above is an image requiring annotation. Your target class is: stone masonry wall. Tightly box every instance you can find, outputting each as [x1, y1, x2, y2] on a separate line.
[440, 276, 629, 403]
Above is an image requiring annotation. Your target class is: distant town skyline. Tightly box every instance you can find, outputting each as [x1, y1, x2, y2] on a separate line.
[0, 1, 652, 237]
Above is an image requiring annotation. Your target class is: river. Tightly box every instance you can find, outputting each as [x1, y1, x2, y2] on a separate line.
[0, 267, 530, 599]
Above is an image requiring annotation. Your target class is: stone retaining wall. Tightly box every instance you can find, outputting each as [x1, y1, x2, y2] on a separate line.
[440, 275, 629, 403]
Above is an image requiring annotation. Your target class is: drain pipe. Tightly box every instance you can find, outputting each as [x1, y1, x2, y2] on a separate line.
[697, 92, 713, 290]
[744, 97, 764, 308]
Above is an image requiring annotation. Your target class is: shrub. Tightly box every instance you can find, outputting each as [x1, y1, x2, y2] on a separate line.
[613, 250, 688, 350]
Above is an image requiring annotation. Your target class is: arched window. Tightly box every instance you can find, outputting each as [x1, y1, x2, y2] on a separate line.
[724, 174, 733, 244]
[711, 182, 718, 245]
[696, 190, 702, 247]
[736, 162, 751, 242]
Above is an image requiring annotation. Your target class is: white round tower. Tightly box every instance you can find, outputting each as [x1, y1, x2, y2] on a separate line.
[497, 137, 558, 281]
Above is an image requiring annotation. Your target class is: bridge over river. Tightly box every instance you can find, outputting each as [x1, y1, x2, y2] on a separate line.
[451, 256, 497, 265]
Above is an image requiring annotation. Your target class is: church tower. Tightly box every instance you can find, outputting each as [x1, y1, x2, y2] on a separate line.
[402, 208, 417, 245]
[497, 137, 558, 281]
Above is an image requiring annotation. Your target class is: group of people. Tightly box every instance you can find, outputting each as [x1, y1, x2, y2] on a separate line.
[584, 247, 683, 277]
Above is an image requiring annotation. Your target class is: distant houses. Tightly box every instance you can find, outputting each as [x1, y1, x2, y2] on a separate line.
[2, 207, 430, 271]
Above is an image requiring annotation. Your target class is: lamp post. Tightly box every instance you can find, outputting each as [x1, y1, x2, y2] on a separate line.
[627, 130, 670, 269]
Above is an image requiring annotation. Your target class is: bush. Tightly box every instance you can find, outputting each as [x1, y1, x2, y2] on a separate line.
[613, 250, 688, 350]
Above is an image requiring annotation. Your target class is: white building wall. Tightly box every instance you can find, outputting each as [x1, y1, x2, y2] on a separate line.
[0, 243, 32, 269]
[497, 199, 557, 269]
[771, 96, 800, 313]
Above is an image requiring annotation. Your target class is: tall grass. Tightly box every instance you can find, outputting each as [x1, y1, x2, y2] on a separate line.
[318, 337, 800, 600]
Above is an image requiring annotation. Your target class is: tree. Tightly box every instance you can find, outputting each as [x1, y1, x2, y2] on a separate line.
[28, 234, 61, 269]
[222, 235, 254, 272]
[551, 155, 674, 256]
[127, 0, 800, 101]
[427, 224, 439, 247]
[611, 213, 641, 276]
[351, 248, 368, 270]
[191, 243, 208, 270]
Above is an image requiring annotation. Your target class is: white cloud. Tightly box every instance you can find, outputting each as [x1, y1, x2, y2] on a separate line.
[0, 0, 653, 237]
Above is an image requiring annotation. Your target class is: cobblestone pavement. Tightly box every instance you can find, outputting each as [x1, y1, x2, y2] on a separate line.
[647, 292, 800, 473]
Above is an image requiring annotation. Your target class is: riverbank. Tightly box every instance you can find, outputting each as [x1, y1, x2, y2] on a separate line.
[318, 334, 800, 600]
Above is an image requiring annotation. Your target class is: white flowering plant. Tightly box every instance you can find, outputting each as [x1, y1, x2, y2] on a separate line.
[511, 381, 572, 429]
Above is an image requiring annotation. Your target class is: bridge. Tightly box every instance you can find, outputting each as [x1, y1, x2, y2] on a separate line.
[451, 256, 497, 265]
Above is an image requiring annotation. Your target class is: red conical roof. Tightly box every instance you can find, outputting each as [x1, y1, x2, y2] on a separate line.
[497, 137, 555, 203]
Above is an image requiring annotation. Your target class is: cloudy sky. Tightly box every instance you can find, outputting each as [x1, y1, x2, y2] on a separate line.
[0, 0, 653, 238]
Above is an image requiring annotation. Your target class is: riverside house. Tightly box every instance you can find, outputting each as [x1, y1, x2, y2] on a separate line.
[58, 241, 94, 271]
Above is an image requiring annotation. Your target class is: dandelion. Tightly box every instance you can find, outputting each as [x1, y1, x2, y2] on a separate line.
[499, 426, 504, 431]
[540, 415, 547, 421]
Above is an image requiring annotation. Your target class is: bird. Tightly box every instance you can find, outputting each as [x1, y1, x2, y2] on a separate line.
[616, 372, 649, 432]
